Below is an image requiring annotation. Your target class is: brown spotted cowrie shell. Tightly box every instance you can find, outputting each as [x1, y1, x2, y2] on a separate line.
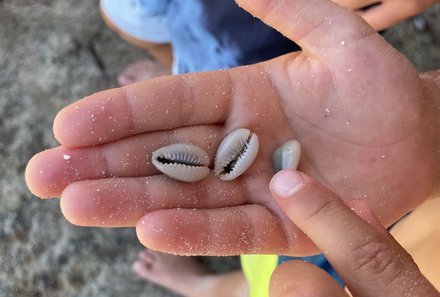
[214, 128, 259, 181]
[152, 143, 210, 182]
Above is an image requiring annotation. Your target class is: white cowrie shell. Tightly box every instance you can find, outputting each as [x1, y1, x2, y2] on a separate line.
[272, 140, 301, 173]
[214, 128, 259, 181]
[152, 143, 210, 182]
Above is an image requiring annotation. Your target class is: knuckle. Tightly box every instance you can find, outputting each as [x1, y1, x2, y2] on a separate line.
[350, 237, 402, 281]
[180, 78, 196, 125]
[303, 198, 341, 223]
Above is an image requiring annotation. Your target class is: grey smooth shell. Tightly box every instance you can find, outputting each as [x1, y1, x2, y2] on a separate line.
[272, 140, 301, 172]
[152, 143, 210, 182]
[214, 128, 259, 181]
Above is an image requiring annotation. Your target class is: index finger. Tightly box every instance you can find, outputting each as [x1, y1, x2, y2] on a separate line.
[270, 170, 439, 297]
[54, 71, 232, 147]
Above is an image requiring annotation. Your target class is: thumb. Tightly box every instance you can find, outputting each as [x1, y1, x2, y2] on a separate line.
[268, 169, 438, 297]
[235, 0, 375, 55]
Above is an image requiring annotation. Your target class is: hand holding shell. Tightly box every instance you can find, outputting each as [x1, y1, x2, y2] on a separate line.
[25, 0, 436, 257]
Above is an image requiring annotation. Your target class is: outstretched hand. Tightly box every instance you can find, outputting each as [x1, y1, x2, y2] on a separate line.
[26, 0, 438, 256]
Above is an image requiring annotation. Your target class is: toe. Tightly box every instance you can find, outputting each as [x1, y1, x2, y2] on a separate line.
[139, 249, 156, 261]
[132, 260, 152, 279]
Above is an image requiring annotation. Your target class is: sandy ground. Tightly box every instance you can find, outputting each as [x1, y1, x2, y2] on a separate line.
[0, 1, 439, 297]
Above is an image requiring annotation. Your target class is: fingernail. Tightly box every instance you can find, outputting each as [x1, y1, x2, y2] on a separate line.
[270, 170, 305, 199]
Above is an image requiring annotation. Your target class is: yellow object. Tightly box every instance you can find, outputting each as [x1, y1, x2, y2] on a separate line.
[240, 255, 278, 297]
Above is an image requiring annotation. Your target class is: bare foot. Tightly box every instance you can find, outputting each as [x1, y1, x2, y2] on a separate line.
[117, 59, 170, 86]
[132, 249, 212, 297]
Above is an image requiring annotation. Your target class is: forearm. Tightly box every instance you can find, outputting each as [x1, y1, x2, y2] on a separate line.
[421, 70, 440, 198]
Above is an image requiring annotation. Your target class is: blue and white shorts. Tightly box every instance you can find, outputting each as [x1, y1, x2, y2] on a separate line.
[100, 0, 171, 44]
[100, 0, 299, 74]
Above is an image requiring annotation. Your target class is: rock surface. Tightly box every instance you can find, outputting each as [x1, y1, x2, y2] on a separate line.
[0, 1, 438, 296]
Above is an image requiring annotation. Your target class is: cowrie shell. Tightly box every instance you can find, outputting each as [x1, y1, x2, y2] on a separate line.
[152, 143, 210, 182]
[214, 128, 259, 181]
[272, 140, 301, 172]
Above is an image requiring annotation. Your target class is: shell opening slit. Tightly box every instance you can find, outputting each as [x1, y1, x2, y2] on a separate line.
[220, 134, 252, 175]
[214, 128, 259, 181]
[156, 151, 205, 167]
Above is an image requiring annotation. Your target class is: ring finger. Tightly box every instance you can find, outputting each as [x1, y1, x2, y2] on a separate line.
[60, 174, 248, 227]
[26, 125, 224, 198]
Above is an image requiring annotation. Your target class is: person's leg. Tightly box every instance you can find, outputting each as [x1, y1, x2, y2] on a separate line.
[100, 6, 173, 70]
[99, 0, 173, 85]
[132, 249, 248, 297]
